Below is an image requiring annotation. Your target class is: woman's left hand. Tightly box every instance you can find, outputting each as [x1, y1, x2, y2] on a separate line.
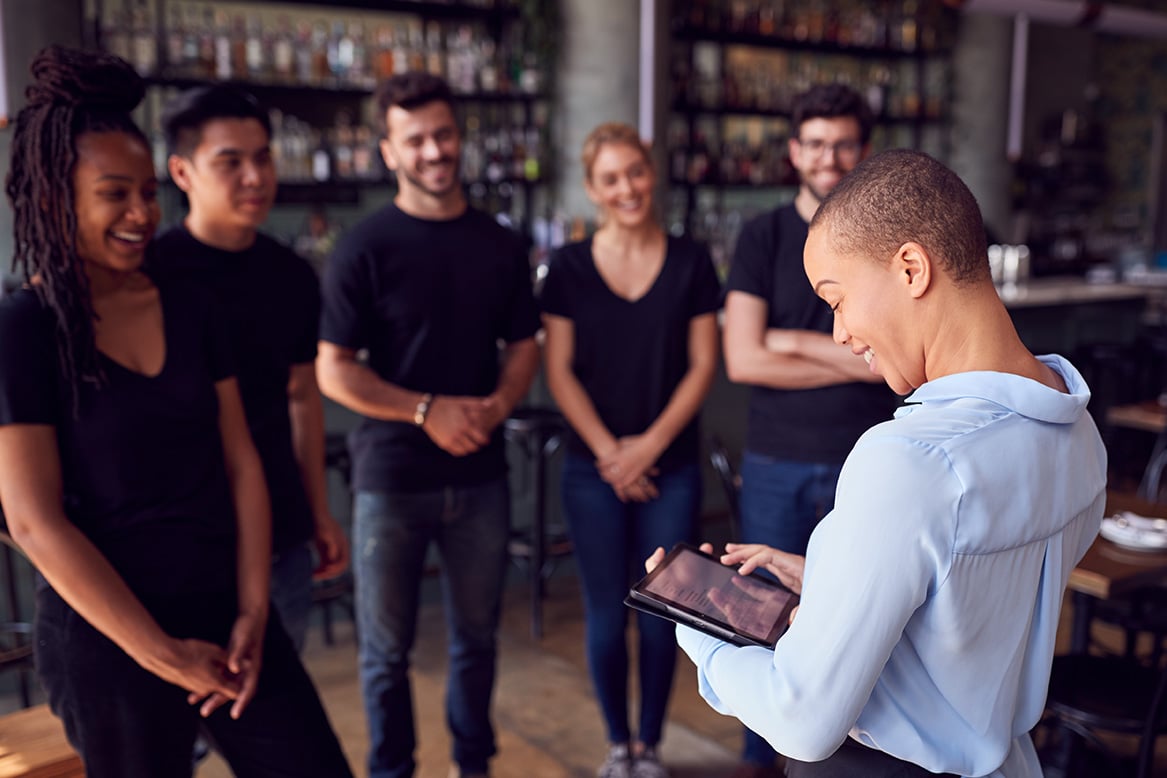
[189, 610, 266, 720]
[596, 434, 661, 491]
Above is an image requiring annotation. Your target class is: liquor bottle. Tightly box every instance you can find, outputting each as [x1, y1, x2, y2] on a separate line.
[349, 23, 369, 87]
[273, 16, 295, 83]
[375, 25, 395, 80]
[311, 21, 330, 85]
[230, 14, 247, 80]
[102, 2, 131, 64]
[245, 14, 265, 80]
[213, 10, 232, 81]
[294, 22, 314, 85]
[165, 5, 184, 75]
[130, 3, 157, 76]
[392, 23, 410, 77]
[352, 126, 375, 180]
[524, 126, 541, 182]
[462, 110, 484, 182]
[479, 38, 498, 93]
[311, 129, 331, 183]
[425, 21, 444, 79]
[181, 4, 201, 76]
[198, 6, 216, 78]
[333, 116, 354, 180]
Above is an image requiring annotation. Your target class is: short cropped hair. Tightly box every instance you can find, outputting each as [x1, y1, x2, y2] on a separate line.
[810, 149, 990, 286]
[161, 85, 271, 158]
[580, 122, 652, 182]
[375, 71, 454, 122]
[791, 83, 874, 145]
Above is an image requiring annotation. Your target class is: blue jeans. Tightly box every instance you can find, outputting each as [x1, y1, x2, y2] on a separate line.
[353, 479, 510, 778]
[737, 451, 843, 767]
[271, 541, 314, 654]
[561, 454, 701, 747]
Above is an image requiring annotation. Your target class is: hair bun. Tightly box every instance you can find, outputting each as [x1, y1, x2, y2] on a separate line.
[24, 45, 145, 113]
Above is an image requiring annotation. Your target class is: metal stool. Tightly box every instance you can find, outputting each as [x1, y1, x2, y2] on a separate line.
[504, 406, 570, 639]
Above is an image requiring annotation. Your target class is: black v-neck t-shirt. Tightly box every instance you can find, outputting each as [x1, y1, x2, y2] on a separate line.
[151, 227, 318, 553]
[320, 204, 541, 492]
[540, 235, 721, 472]
[0, 282, 238, 599]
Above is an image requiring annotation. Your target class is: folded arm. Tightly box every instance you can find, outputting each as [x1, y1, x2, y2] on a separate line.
[723, 291, 880, 389]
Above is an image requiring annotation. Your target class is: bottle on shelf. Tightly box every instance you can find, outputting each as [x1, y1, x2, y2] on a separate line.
[130, 2, 157, 77]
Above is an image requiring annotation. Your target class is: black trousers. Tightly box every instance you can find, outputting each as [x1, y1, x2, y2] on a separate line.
[34, 588, 354, 778]
[785, 738, 960, 778]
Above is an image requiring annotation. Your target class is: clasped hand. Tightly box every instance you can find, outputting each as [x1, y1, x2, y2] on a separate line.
[149, 610, 265, 721]
[596, 435, 661, 503]
[422, 394, 504, 456]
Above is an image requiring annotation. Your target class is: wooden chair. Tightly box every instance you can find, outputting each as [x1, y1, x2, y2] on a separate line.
[1039, 653, 1167, 777]
[0, 703, 84, 777]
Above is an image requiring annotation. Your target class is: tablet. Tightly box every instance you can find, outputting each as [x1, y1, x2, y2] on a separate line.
[625, 543, 798, 648]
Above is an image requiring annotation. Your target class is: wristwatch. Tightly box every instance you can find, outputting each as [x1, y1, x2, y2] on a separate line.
[413, 393, 434, 427]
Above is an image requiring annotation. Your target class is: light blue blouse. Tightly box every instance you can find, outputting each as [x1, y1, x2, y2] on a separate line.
[678, 355, 1106, 777]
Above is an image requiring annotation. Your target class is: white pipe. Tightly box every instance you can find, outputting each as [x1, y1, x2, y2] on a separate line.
[639, 0, 655, 142]
[1007, 13, 1028, 161]
[950, 0, 1167, 40]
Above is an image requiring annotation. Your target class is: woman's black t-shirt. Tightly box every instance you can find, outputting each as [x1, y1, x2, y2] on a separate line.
[0, 281, 238, 600]
[540, 235, 721, 472]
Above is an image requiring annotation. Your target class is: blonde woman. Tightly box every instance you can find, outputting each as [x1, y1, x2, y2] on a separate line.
[541, 123, 720, 778]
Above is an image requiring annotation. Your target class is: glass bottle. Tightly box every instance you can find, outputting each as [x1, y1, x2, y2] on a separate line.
[213, 10, 232, 81]
[165, 4, 184, 75]
[245, 14, 266, 80]
[273, 16, 295, 83]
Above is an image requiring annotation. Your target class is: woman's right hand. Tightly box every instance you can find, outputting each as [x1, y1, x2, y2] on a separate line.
[719, 543, 806, 595]
[138, 637, 243, 711]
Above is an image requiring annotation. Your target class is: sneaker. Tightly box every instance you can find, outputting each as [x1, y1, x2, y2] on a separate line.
[631, 746, 669, 778]
[597, 743, 633, 778]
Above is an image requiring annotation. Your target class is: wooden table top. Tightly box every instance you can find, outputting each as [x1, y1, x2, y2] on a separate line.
[1068, 491, 1167, 599]
[1106, 400, 1167, 434]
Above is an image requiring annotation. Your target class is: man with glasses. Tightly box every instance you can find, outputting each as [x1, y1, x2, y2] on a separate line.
[721, 83, 899, 778]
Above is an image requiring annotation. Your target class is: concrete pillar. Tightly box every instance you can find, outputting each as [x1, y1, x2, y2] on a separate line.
[553, 0, 642, 219]
[949, 12, 1013, 242]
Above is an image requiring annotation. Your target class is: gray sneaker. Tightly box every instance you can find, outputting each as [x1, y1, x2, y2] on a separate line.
[597, 743, 633, 778]
[631, 747, 669, 778]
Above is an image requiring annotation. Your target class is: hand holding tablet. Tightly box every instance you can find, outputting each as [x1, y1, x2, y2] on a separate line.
[627, 543, 800, 648]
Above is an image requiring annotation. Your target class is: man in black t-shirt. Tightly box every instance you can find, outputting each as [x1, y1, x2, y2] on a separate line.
[317, 72, 540, 778]
[154, 86, 350, 654]
[721, 84, 899, 778]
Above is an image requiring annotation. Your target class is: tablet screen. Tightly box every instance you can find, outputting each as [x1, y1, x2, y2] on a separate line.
[632, 544, 798, 646]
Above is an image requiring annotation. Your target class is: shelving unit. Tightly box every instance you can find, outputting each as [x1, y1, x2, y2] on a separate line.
[665, 0, 958, 273]
[87, 0, 556, 233]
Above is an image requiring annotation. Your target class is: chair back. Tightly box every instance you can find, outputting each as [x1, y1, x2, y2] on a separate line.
[708, 435, 741, 542]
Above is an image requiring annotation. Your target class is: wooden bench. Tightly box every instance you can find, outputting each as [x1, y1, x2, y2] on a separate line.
[0, 704, 83, 778]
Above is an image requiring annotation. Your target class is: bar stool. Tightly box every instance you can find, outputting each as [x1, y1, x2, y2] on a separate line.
[311, 432, 355, 646]
[504, 406, 570, 639]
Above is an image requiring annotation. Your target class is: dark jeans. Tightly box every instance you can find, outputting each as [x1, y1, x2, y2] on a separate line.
[271, 540, 314, 653]
[785, 738, 959, 777]
[738, 451, 843, 767]
[34, 587, 352, 778]
[561, 454, 701, 747]
[353, 479, 510, 778]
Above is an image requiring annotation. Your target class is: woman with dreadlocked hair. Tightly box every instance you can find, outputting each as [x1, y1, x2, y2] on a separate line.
[0, 45, 353, 777]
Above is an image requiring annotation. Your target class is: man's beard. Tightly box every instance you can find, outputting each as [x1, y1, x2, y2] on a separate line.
[399, 157, 461, 199]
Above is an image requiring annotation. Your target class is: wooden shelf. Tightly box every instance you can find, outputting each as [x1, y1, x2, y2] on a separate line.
[673, 25, 935, 59]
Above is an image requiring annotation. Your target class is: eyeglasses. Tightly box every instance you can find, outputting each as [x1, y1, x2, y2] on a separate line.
[796, 138, 863, 160]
